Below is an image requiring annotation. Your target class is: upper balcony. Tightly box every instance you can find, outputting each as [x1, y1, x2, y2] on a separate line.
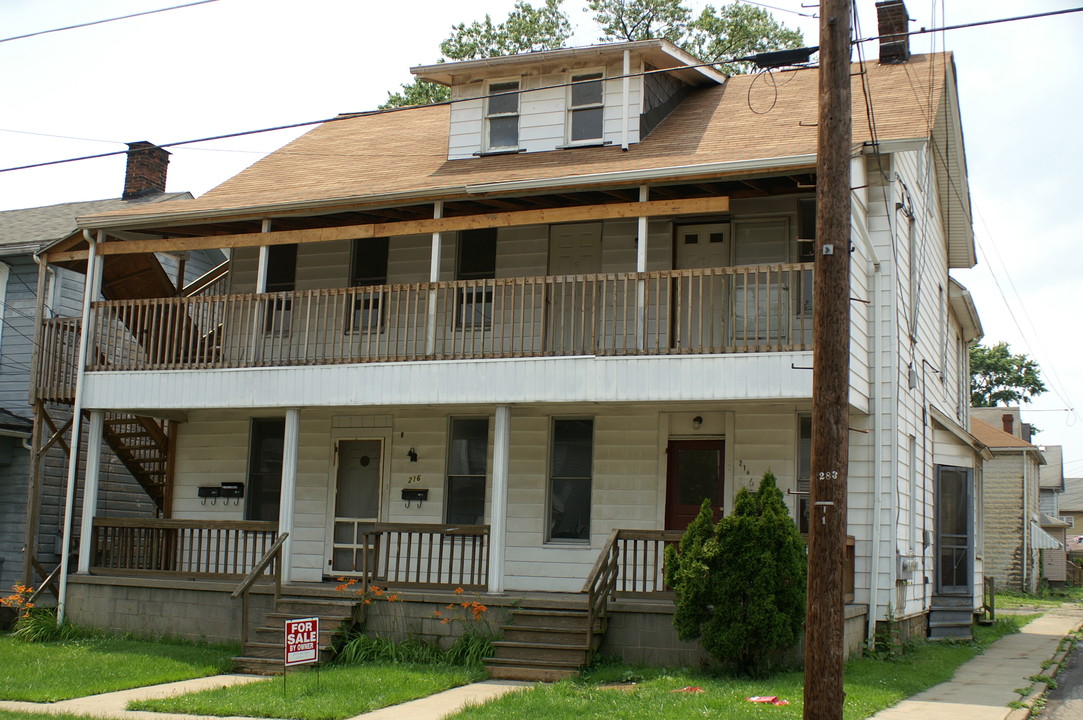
[36, 262, 813, 403]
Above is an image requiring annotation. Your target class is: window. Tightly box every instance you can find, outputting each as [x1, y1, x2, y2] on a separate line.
[264, 244, 297, 334]
[568, 72, 604, 143]
[349, 237, 389, 331]
[796, 414, 811, 533]
[246, 418, 284, 521]
[456, 228, 497, 328]
[486, 80, 520, 151]
[548, 418, 593, 541]
[446, 418, 489, 524]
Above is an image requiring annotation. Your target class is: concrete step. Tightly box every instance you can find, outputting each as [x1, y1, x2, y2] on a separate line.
[231, 655, 287, 675]
[484, 657, 581, 682]
[264, 612, 353, 629]
[242, 641, 337, 661]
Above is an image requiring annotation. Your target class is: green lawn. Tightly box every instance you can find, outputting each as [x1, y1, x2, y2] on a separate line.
[997, 586, 1083, 608]
[128, 662, 483, 720]
[0, 713, 92, 720]
[446, 616, 1032, 720]
[0, 633, 235, 702]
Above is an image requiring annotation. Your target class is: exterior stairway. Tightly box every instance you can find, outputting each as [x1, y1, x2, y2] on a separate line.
[232, 594, 360, 675]
[485, 597, 604, 681]
[100, 413, 171, 512]
[928, 594, 974, 640]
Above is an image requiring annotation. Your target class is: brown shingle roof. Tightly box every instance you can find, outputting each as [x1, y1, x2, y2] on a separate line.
[971, 418, 1038, 450]
[84, 53, 952, 225]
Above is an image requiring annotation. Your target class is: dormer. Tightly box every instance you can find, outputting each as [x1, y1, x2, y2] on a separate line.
[411, 40, 726, 160]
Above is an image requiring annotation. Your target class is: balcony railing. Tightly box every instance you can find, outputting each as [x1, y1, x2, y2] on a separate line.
[36, 265, 812, 392]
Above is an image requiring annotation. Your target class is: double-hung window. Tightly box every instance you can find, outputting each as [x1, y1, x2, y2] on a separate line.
[548, 418, 594, 541]
[446, 418, 489, 524]
[486, 80, 520, 151]
[568, 71, 604, 144]
[349, 237, 389, 332]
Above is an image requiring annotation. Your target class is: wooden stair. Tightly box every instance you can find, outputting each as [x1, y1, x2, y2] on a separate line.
[99, 413, 171, 512]
[484, 599, 604, 682]
[232, 595, 360, 675]
[928, 594, 974, 641]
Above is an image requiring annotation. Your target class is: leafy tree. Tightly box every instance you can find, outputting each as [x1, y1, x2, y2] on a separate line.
[970, 341, 1047, 407]
[382, 0, 803, 108]
[381, 0, 571, 109]
[665, 471, 807, 674]
[589, 0, 804, 73]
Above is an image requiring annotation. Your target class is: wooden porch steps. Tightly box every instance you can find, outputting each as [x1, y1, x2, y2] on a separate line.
[484, 603, 604, 682]
[928, 594, 974, 641]
[232, 595, 360, 675]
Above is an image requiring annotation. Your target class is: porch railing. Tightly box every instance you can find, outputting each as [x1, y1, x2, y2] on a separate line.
[55, 264, 811, 377]
[89, 518, 278, 577]
[582, 529, 684, 602]
[337, 523, 490, 591]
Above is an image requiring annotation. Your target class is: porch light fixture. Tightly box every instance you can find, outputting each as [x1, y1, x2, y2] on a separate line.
[692, 416, 703, 430]
[407, 447, 418, 462]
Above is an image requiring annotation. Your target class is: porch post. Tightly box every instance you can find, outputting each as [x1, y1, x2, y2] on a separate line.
[278, 408, 300, 584]
[58, 230, 103, 623]
[426, 201, 443, 356]
[488, 405, 511, 593]
[250, 219, 271, 363]
[76, 411, 104, 574]
[636, 185, 648, 350]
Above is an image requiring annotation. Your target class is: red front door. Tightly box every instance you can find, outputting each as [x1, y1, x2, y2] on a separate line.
[665, 439, 725, 530]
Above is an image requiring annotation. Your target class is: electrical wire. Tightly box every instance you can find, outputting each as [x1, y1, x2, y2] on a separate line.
[0, 0, 221, 44]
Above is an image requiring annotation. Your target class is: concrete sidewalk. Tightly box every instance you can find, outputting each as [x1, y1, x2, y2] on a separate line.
[0, 675, 531, 720]
[869, 607, 1083, 720]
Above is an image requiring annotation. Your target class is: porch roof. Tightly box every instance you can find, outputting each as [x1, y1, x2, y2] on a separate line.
[76, 54, 954, 230]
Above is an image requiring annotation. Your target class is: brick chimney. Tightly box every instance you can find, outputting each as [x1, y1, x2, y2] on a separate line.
[876, 0, 911, 64]
[1002, 413, 1014, 436]
[123, 141, 170, 200]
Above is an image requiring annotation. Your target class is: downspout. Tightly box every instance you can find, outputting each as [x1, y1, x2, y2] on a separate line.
[621, 49, 631, 151]
[866, 261, 883, 644]
[57, 229, 102, 624]
[1022, 451, 1029, 591]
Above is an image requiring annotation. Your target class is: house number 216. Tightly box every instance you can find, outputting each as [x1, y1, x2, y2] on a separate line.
[818, 471, 839, 480]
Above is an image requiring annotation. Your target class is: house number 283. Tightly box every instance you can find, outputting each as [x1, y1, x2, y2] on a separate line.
[818, 471, 839, 480]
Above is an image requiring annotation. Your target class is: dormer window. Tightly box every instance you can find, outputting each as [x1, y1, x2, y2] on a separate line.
[568, 71, 604, 144]
[485, 79, 520, 151]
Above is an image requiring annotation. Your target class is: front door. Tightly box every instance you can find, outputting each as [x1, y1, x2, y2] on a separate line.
[665, 439, 725, 530]
[548, 223, 603, 353]
[673, 223, 728, 350]
[935, 465, 973, 594]
[330, 439, 382, 576]
[731, 218, 791, 347]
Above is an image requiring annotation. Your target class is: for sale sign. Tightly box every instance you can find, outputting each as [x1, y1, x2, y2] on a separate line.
[284, 617, 319, 666]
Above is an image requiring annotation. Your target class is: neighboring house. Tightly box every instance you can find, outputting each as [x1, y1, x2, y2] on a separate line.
[1059, 477, 1083, 563]
[30, 1, 989, 675]
[0, 143, 223, 600]
[1039, 444, 1069, 585]
[970, 409, 1059, 592]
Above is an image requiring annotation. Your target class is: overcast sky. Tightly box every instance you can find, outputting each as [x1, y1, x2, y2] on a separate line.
[2, 0, 1081, 475]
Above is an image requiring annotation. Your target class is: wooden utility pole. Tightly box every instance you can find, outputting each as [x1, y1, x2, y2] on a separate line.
[804, 0, 851, 718]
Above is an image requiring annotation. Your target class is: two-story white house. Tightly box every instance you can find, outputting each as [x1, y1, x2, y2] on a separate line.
[32, 0, 987, 678]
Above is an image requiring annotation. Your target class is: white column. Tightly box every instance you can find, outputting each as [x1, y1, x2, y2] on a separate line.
[76, 411, 105, 574]
[488, 405, 511, 593]
[278, 408, 301, 584]
[621, 49, 631, 151]
[58, 231, 103, 623]
[636, 185, 648, 350]
[426, 201, 443, 356]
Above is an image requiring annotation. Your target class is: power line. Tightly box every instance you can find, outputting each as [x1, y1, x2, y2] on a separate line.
[854, 6, 1083, 45]
[0, 0, 221, 44]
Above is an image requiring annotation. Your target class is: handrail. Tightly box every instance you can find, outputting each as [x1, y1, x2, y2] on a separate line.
[230, 532, 288, 647]
[182, 260, 230, 297]
[582, 529, 620, 655]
